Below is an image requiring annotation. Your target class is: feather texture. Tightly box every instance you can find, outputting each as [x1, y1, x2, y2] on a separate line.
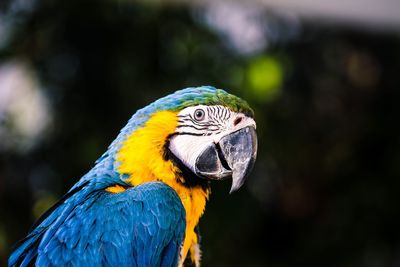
[9, 174, 185, 267]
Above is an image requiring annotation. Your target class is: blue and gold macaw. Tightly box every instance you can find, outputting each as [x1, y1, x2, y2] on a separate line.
[9, 86, 257, 267]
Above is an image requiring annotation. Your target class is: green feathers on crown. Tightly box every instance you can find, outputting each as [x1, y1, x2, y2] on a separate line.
[171, 87, 254, 117]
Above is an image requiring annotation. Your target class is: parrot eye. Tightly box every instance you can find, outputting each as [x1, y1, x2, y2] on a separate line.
[194, 109, 205, 121]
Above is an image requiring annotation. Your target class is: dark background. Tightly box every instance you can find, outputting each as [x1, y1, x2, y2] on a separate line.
[1, 0, 400, 266]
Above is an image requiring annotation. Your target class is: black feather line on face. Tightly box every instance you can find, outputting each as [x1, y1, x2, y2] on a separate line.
[176, 124, 219, 131]
[217, 106, 223, 120]
[163, 134, 210, 190]
[180, 117, 213, 127]
[175, 132, 208, 136]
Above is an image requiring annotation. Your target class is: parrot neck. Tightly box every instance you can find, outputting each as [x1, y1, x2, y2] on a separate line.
[113, 110, 209, 264]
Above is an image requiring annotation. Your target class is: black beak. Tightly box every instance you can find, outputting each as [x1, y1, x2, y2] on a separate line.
[195, 126, 257, 193]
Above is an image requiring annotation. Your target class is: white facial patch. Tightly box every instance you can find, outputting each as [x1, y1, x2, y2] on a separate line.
[168, 105, 256, 173]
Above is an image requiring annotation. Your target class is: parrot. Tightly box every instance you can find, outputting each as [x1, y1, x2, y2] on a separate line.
[9, 86, 257, 267]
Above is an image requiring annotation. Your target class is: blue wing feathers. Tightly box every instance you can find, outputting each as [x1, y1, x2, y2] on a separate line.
[9, 175, 186, 267]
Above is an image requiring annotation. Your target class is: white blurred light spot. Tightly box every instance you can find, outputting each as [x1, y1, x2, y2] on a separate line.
[0, 61, 52, 152]
[195, 1, 300, 55]
[201, 2, 268, 55]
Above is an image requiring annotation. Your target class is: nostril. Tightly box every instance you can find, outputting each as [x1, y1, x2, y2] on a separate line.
[233, 117, 243, 126]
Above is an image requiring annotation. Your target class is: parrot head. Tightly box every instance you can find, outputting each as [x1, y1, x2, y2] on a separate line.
[110, 86, 257, 194]
[166, 102, 257, 193]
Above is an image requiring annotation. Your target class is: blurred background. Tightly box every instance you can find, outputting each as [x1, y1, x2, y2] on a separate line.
[1, 0, 400, 266]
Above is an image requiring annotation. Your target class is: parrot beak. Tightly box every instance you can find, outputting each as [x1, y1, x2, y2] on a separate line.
[195, 126, 257, 193]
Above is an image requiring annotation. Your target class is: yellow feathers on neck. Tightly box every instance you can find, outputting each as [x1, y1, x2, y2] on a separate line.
[117, 110, 179, 185]
[116, 110, 209, 264]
